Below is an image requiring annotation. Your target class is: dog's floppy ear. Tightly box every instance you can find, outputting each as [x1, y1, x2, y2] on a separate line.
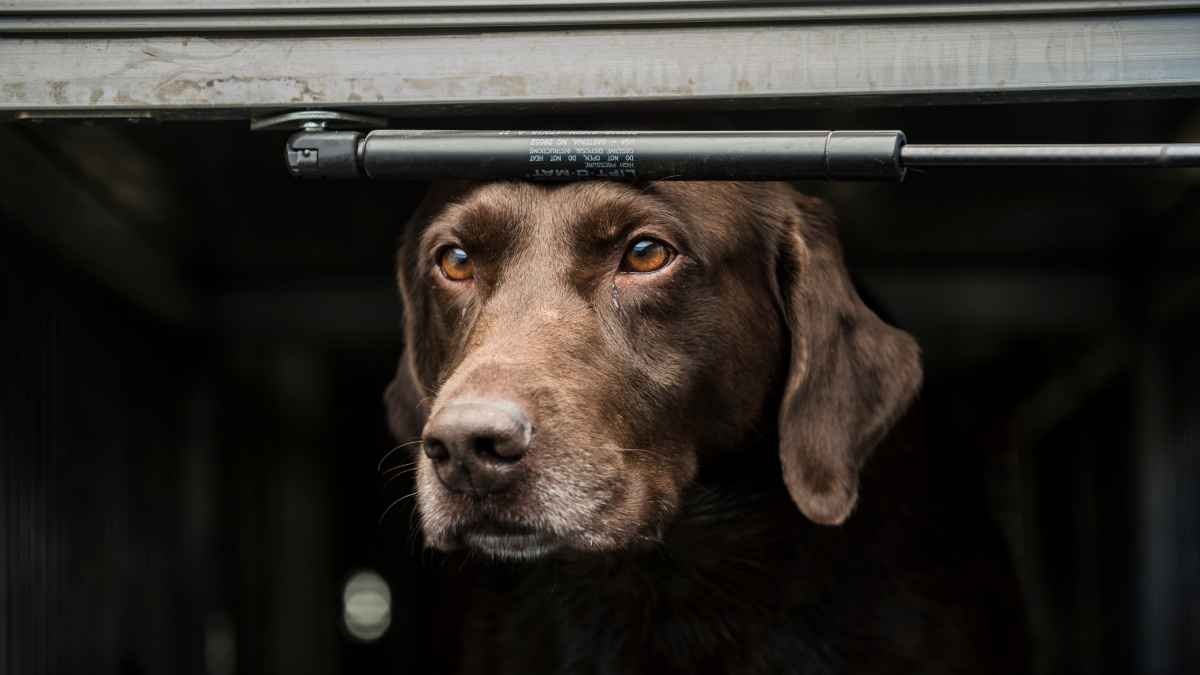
[385, 341, 428, 444]
[774, 194, 922, 525]
[385, 181, 472, 442]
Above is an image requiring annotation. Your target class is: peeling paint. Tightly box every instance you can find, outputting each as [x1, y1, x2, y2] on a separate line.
[486, 75, 527, 97]
[866, 30, 895, 89]
[154, 78, 202, 102]
[50, 81, 68, 104]
[901, 34, 933, 88]
[967, 33, 983, 84]
[937, 40, 960, 85]
[987, 30, 1019, 86]
[1045, 22, 1127, 85]
[836, 30, 865, 87]
[113, 88, 138, 105]
[3, 82, 28, 103]
[1046, 28, 1068, 82]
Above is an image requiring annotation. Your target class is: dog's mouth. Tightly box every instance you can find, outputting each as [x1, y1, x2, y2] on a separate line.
[452, 520, 564, 562]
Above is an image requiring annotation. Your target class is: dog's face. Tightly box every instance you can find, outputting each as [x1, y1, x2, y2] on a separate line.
[387, 180, 921, 561]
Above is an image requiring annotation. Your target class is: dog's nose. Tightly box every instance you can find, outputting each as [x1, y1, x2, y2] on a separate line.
[422, 401, 532, 497]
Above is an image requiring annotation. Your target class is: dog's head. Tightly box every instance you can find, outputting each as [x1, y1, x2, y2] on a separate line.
[386, 179, 921, 561]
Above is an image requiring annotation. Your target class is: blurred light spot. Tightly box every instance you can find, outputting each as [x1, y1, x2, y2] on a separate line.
[205, 610, 236, 675]
[343, 569, 391, 643]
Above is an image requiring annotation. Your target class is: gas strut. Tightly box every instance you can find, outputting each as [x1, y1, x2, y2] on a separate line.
[282, 128, 1200, 182]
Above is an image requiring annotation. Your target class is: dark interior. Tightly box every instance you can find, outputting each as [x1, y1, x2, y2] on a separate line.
[3, 98, 1199, 674]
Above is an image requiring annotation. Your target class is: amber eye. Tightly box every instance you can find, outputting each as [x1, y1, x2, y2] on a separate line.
[439, 246, 473, 281]
[621, 239, 672, 273]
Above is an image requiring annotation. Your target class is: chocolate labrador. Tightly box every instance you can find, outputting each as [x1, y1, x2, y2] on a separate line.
[385, 175, 1031, 673]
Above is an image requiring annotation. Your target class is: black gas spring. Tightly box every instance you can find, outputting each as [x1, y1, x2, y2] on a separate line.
[266, 116, 1200, 182]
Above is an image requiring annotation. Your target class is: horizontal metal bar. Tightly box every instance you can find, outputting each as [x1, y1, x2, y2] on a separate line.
[4, 2, 1199, 33]
[3, 0, 1190, 13]
[3, 12, 1200, 119]
[283, 129, 1200, 182]
[351, 130, 905, 181]
[901, 144, 1200, 167]
[0, 0, 752, 11]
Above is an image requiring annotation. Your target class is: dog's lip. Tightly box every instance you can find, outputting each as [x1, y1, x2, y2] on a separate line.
[453, 519, 563, 559]
[463, 530, 556, 550]
[465, 519, 539, 536]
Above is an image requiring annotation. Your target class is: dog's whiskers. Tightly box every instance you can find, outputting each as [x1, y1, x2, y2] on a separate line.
[378, 439, 423, 471]
[381, 460, 418, 475]
[379, 490, 420, 525]
[382, 467, 419, 491]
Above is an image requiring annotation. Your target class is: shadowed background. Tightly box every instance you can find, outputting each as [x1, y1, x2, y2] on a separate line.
[3, 99, 1199, 673]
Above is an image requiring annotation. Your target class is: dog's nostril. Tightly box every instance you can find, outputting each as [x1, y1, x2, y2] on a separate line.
[474, 436, 496, 458]
[471, 435, 523, 464]
[424, 439, 450, 461]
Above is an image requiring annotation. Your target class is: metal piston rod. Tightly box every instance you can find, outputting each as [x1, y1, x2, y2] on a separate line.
[284, 130, 1200, 182]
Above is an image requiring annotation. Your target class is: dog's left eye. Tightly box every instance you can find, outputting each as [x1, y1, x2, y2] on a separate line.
[621, 239, 672, 274]
[440, 246, 474, 281]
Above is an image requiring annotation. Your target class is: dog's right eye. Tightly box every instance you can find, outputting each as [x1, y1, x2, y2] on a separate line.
[439, 247, 474, 281]
[621, 239, 672, 274]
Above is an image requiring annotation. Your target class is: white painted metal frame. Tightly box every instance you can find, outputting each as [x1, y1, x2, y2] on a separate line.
[1, 4, 1198, 120]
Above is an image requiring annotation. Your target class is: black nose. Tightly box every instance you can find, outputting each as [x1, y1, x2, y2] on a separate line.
[422, 401, 532, 498]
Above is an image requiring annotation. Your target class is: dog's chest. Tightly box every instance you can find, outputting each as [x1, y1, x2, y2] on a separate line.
[486, 503, 842, 674]
[490, 556, 846, 675]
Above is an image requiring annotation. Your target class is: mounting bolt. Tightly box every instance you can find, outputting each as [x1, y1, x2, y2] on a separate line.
[286, 130, 364, 179]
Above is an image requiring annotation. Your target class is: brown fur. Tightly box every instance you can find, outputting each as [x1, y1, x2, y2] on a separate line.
[386, 176, 1030, 673]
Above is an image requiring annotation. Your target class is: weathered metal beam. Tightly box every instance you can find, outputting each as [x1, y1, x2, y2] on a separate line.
[3, 2, 1199, 33]
[1, 11, 1199, 120]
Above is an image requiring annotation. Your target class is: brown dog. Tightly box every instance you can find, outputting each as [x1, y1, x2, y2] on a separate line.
[386, 178, 1031, 673]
